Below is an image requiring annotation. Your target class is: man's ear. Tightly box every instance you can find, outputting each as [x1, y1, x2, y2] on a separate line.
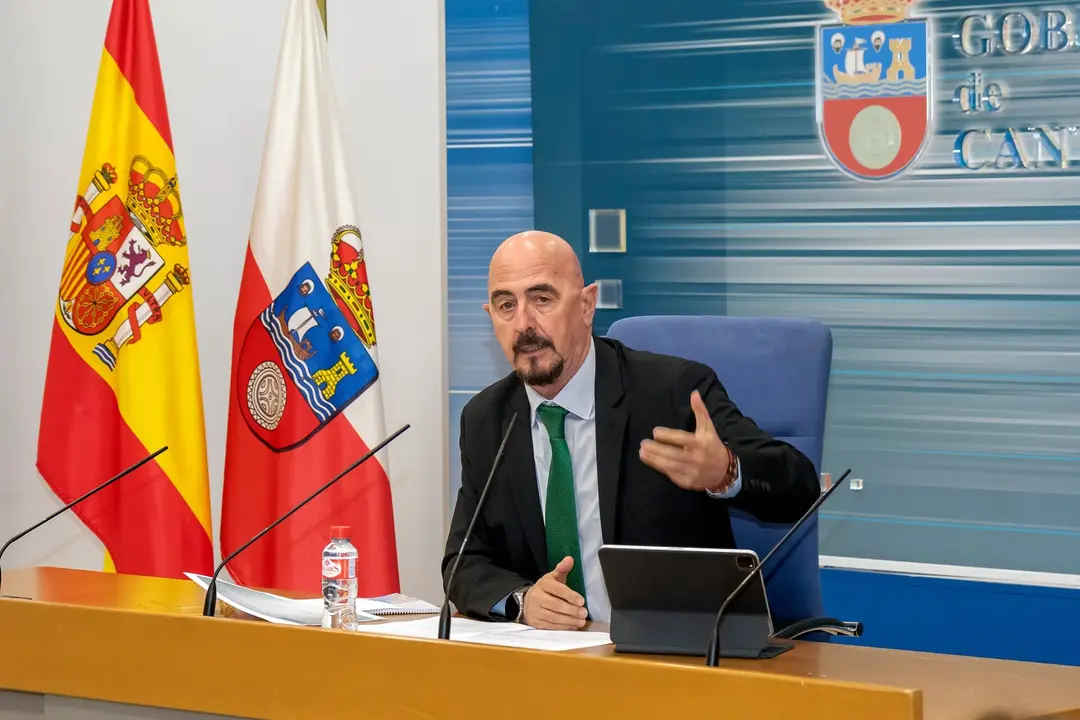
[582, 283, 598, 324]
[482, 302, 491, 318]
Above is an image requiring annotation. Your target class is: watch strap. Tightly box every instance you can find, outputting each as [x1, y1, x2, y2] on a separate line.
[509, 585, 530, 623]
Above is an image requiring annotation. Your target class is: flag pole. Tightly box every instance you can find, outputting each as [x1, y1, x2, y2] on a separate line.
[316, 0, 327, 34]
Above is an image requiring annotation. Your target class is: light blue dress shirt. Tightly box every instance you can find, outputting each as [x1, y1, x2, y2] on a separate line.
[494, 338, 741, 623]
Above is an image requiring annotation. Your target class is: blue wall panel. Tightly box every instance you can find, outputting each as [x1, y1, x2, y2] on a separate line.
[446, 0, 1080, 665]
[446, 0, 534, 507]
[528, 0, 1080, 575]
[823, 568, 1080, 666]
[531, 0, 733, 331]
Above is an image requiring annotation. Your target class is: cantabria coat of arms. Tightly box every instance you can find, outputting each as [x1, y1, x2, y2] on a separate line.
[817, 0, 932, 180]
[235, 226, 380, 453]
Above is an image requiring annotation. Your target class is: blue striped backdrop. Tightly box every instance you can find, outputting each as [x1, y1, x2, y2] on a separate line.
[446, 0, 534, 508]
[445, 0, 1080, 663]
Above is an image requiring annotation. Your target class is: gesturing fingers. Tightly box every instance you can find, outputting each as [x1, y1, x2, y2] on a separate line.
[545, 580, 585, 609]
[690, 390, 715, 436]
[537, 594, 587, 626]
[526, 598, 584, 629]
[650, 426, 696, 448]
[550, 555, 575, 584]
[530, 612, 584, 630]
[523, 580, 587, 630]
[639, 441, 692, 481]
[640, 438, 694, 466]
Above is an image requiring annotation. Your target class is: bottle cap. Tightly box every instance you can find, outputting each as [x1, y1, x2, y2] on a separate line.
[331, 525, 350, 539]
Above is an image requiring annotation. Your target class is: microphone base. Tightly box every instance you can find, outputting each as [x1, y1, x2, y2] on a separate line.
[201, 585, 218, 618]
[436, 603, 453, 640]
[624, 637, 795, 660]
[772, 617, 863, 640]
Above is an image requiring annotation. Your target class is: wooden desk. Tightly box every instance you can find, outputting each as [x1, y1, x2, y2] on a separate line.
[1, 567, 1078, 720]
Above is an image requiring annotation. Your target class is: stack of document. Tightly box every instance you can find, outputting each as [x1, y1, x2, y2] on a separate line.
[185, 573, 437, 626]
[354, 616, 612, 652]
[185, 574, 611, 651]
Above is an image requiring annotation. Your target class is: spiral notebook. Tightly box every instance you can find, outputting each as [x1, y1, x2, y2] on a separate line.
[356, 594, 439, 616]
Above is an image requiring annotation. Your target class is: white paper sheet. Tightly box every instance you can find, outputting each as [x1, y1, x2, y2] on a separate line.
[467, 629, 613, 651]
[185, 572, 380, 626]
[352, 615, 528, 639]
[352, 616, 612, 651]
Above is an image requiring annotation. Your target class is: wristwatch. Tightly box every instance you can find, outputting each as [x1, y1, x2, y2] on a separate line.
[507, 585, 529, 623]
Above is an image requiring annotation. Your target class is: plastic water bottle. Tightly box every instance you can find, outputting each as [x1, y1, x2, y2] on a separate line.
[321, 525, 358, 630]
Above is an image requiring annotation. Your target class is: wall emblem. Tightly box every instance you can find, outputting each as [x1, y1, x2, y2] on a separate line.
[817, 0, 932, 180]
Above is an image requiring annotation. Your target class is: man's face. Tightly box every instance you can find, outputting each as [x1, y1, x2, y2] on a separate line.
[484, 254, 595, 387]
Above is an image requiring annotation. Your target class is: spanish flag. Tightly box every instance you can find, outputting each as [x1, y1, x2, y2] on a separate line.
[36, 0, 213, 577]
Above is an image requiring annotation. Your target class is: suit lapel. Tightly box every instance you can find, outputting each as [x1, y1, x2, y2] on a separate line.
[594, 339, 627, 545]
[505, 387, 547, 572]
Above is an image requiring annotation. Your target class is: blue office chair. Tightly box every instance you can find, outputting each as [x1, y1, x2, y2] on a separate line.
[606, 315, 860, 641]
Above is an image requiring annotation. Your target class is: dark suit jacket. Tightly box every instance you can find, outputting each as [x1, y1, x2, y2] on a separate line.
[441, 336, 820, 619]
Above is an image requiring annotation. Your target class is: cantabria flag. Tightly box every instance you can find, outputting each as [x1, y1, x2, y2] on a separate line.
[220, 0, 399, 594]
[37, 0, 213, 577]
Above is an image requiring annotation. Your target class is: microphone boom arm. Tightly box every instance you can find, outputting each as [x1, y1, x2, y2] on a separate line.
[705, 468, 851, 667]
[438, 412, 518, 640]
[200, 425, 409, 618]
[0, 446, 168, 594]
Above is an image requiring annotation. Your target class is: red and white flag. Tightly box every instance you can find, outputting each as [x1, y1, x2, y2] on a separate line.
[221, 0, 399, 595]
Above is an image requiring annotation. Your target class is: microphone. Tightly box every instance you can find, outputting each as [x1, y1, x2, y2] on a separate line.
[705, 468, 852, 667]
[201, 424, 410, 617]
[0, 446, 168, 593]
[438, 411, 518, 640]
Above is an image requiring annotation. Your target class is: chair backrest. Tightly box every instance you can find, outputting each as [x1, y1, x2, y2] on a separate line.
[605, 315, 833, 625]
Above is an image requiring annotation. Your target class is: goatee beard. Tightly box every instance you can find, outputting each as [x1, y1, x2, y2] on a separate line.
[512, 328, 563, 385]
[516, 355, 565, 386]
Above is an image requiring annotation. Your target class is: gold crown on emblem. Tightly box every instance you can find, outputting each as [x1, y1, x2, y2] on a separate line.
[824, 0, 915, 24]
[326, 225, 377, 347]
[125, 155, 185, 247]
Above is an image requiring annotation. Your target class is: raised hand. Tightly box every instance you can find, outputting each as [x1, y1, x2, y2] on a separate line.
[638, 390, 734, 493]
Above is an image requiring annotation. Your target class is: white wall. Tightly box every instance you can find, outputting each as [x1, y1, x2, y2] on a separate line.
[329, 0, 449, 602]
[0, 0, 448, 603]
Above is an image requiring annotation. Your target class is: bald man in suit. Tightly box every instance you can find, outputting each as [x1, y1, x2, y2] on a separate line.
[442, 231, 819, 628]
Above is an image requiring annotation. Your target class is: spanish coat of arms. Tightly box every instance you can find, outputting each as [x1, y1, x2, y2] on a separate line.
[58, 157, 191, 370]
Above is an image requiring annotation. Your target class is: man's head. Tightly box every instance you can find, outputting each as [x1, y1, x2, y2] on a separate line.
[484, 231, 598, 395]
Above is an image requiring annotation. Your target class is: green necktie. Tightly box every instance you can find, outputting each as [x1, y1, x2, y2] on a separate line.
[536, 403, 588, 608]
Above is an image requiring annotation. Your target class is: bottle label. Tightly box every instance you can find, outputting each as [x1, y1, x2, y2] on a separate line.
[322, 557, 342, 578]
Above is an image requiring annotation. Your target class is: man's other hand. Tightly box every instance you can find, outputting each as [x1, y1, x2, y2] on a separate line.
[521, 556, 587, 630]
[640, 390, 733, 493]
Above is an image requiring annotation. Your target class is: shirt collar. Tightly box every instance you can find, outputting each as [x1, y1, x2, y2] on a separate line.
[524, 337, 596, 425]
